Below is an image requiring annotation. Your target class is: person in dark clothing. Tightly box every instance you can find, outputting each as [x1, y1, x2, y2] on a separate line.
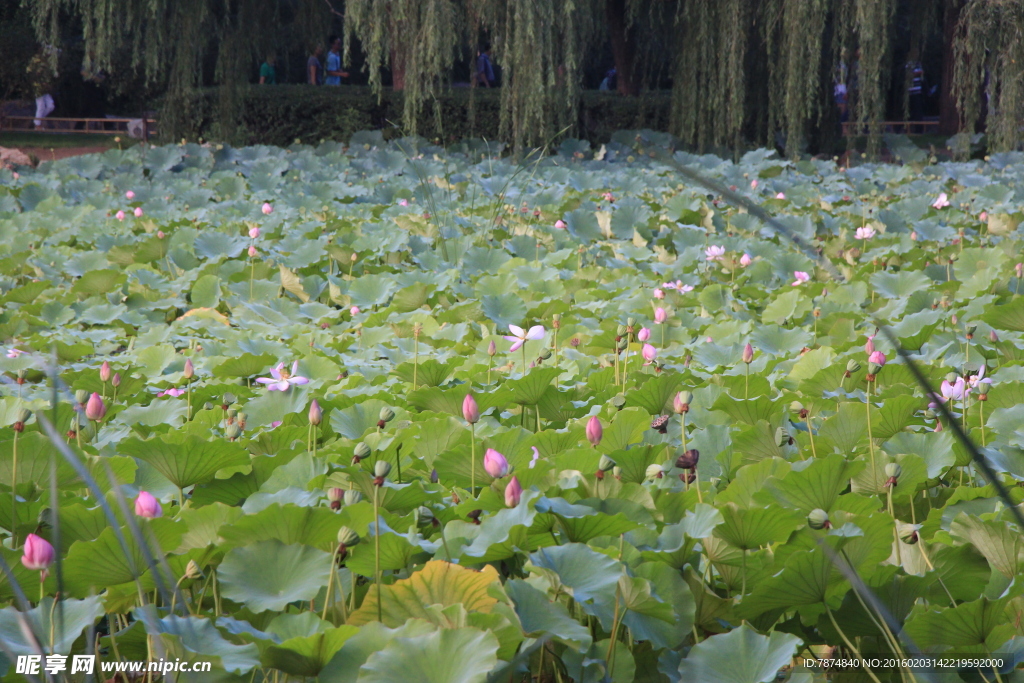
[308, 45, 324, 85]
[259, 54, 277, 84]
[475, 42, 495, 87]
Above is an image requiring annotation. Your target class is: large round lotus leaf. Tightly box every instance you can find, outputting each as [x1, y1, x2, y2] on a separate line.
[678, 624, 802, 683]
[0, 596, 103, 655]
[356, 627, 499, 683]
[218, 540, 332, 612]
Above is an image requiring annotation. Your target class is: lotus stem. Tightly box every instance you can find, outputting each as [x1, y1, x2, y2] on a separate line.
[740, 549, 747, 598]
[373, 485, 382, 623]
[825, 605, 883, 683]
[680, 413, 687, 452]
[470, 422, 477, 498]
[322, 545, 342, 622]
[413, 336, 419, 390]
[11, 431, 18, 547]
[887, 486, 901, 567]
[807, 414, 818, 458]
[744, 363, 749, 399]
[980, 401, 986, 447]
[605, 580, 622, 675]
[168, 574, 189, 616]
[249, 258, 255, 300]
[866, 380, 877, 488]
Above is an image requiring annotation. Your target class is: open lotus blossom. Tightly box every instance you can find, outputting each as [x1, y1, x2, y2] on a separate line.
[855, 226, 876, 240]
[261, 202, 273, 215]
[133, 207, 144, 217]
[739, 253, 752, 267]
[662, 280, 694, 293]
[967, 365, 992, 392]
[528, 446, 540, 469]
[654, 307, 667, 324]
[21, 534, 54, 575]
[934, 376, 966, 404]
[125, 190, 135, 199]
[705, 245, 726, 261]
[642, 343, 658, 365]
[157, 387, 185, 398]
[115, 210, 125, 220]
[134, 491, 163, 518]
[932, 193, 950, 209]
[554, 219, 567, 230]
[504, 476, 522, 507]
[637, 327, 651, 342]
[505, 324, 545, 352]
[249, 226, 260, 239]
[653, 288, 665, 299]
[868, 350, 886, 366]
[791, 271, 811, 286]
[256, 361, 310, 391]
[775, 192, 786, 199]
[484, 448, 509, 478]
[6, 348, 25, 358]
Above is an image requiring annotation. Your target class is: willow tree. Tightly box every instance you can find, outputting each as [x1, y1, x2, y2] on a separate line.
[954, 0, 1024, 152]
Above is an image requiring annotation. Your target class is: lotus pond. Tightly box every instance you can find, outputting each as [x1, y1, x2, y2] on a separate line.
[2, 132, 1024, 682]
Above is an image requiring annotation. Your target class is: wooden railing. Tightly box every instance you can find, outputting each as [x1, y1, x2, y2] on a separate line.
[0, 116, 156, 141]
[841, 120, 939, 137]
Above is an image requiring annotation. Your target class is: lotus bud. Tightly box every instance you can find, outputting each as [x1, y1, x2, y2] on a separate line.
[951, 313, 958, 326]
[373, 460, 392, 485]
[416, 506, 436, 528]
[676, 449, 699, 470]
[225, 423, 241, 440]
[638, 327, 651, 342]
[897, 522, 919, 545]
[585, 416, 603, 446]
[487, 340, 497, 357]
[112, 373, 121, 388]
[807, 508, 831, 530]
[185, 560, 204, 580]
[134, 491, 163, 518]
[864, 338, 875, 355]
[85, 393, 106, 421]
[308, 399, 323, 426]
[645, 463, 665, 479]
[462, 394, 480, 424]
[990, 330, 999, 342]
[844, 360, 861, 378]
[99, 361, 111, 382]
[182, 358, 195, 380]
[504, 476, 523, 507]
[484, 448, 510, 478]
[21, 533, 55, 573]
[75, 389, 89, 405]
[654, 307, 667, 324]
[673, 391, 692, 414]
[742, 343, 754, 364]
[430, 468, 439, 483]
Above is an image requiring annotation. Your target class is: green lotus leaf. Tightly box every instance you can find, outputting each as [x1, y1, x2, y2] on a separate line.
[678, 623, 802, 683]
[713, 503, 804, 550]
[217, 503, 343, 552]
[504, 368, 562, 406]
[152, 614, 262, 674]
[212, 353, 278, 379]
[393, 358, 463, 387]
[527, 543, 620, 607]
[759, 453, 866, 513]
[357, 626, 499, 683]
[481, 293, 528, 329]
[0, 596, 103, 655]
[816, 401, 868, 455]
[949, 513, 1024, 579]
[191, 274, 222, 308]
[261, 625, 358, 677]
[218, 540, 332, 612]
[505, 579, 592, 652]
[903, 596, 1016, 654]
[120, 435, 251, 489]
[624, 373, 681, 416]
[61, 520, 184, 596]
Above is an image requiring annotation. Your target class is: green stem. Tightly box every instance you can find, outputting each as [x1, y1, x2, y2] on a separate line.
[11, 431, 18, 548]
[826, 606, 883, 683]
[867, 380, 877, 488]
[887, 486, 901, 566]
[744, 363, 749, 399]
[413, 337, 419, 390]
[470, 422, 477, 498]
[740, 549, 747, 598]
[322, 545, 339, 621]
[680, 413, 687, 452]
[373, 485, 382, 623]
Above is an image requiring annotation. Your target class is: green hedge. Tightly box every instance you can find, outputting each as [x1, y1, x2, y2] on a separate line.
[167, 85, 672, 147]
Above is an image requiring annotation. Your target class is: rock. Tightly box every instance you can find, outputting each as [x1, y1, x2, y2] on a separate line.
[0, 146, 34, 168]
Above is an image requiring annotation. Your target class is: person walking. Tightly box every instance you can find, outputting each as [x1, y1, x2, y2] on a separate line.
[259, 53, 278, 84]
[308, 45, 325, 85]
[325, 38, 349, 86]
[475, 42, 495, 87]
[27, 47, 57, 128]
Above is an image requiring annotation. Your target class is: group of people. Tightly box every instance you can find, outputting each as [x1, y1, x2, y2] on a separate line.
[257, 37, 349, 86]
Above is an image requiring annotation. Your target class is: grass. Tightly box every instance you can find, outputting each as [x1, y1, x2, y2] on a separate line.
[0, 131, 137, 149]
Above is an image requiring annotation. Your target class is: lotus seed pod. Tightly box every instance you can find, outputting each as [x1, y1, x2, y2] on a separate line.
[538, 348, 552, 360]
[75, 390, 90, 405]
[225, 423, 242, 439]
[354, 442, 371, 459]
[675, 449, 700, 470]
[226, 408, 238, 419]
[374, 460, 392, 479]
[774, 427, 791, 447]
[867, 362, 882, 377]
[185, 560, 204, 580]
[223, 392, 236, 406]
[327, 487, 344, 502]
[416, 506, 435, 527]
[790, 401, 804, 412]
[966, 325, 976, 338]
[203, 402, 214, 411]
[645, 463, 665, 479]
[845, 360, 861, 374]
[673, 391, 692, 414]
[337, 526, 361, 547]
[16, 408, 31, 423]
[617, 338, 628, 351]
[807, 509, 830, 530]
[897, 522, 919, 545]
[236, 412, 247, 424]
[598, 455, 616, 472]
[885, 463, 902, 479]
[945, 372, 959, 384]
[616, 324, 628, 336]
[343, 489, 363, 506]
[379, 407, 395, 423]
[626, 317, 637, 328]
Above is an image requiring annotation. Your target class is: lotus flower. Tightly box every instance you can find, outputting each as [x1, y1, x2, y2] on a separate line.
[309, 399, 323, 425]
[653, 288, 665, 299]
[398, 199, 409, 206]
[967, 365, 992, 392]
[554, 219, 567, 230]
[603, 192, 614, 202]
[350, 306, 360, 315]
[865, 336, 875, 354]
[262, 202, 273, 215]
[750, 180, 758, 189]
[115, 210, 125, 221]
[642, 343, 658, 365]
[134, 491, 163, 518]
[742, 343, 754, 364]
[256, 361, 310, 391]
[270, 420, 283, 428]
[248, 245, 258, 258]
[586, 416, 603, 446]
[637, 327, 651, 342]
[705, 245, 726, 262]
[125, 190, 135, 199]
[505, 476, 522, 507]
[484, 448, 509, 478]
[910, 231, 918, 241]
[132, 207, 143, 218]
[740, 253, 752, 267]
[855, 226, 876, 240]
[249, 226, 260, 239]
[528, 446, 540, 469]
[868, 351, 886, 366]
[932, 193, 950, 209]
[21, 534, 54, 573]
[462, 394, 479, 424]
[6, 348, 25, 358]
[85, 393, 106, 421]
[1016, 263, 1023, 279]
[157, 230, 166, 239]
[791, 271, 811, 286]
[98, 361, 111, 382]
[979, 212, 987, 222]
[654, 307, 667, 324]
[939, 376, 966, 402]
[662, 280, 694, 293]
[505, 324, 545, 352]
[775, 192, 786, 199]
[157, 387, 185, 398]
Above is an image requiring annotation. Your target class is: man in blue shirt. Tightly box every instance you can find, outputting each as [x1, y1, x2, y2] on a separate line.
[325, 38, 349, 86]
[475, 43, 495, 87]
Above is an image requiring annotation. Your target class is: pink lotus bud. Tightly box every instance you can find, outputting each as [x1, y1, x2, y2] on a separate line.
[85, 392, 106, 421]
[249, 226, 260, 239]
[775, 192, 786, 200]
[865, 338, 875, 355]
[21, 533, 54, 572]
[309, 399, 322, 425]
[586, 416, 603, 446]
[642, 343, 657, 364]
[398, 199, 409, 207]
[327, 487, 343, 502]
[462, 394, 480, 424]
[183, 358, 194, 379]
[483, 448, 509, 478]
[910, 231, 918, 241]
[1016, 263, 1023, 279]
[134, 491, 163, 518]
[979, 212, 987, 222]
[653, 288, 665, 300]
[869, 351, 886, 366]
[654, 307, 667, 324]
[638, 327, 651, 342]
[706, 336, 713, 343]
[157, 230, 166, 239]
[350, 306, 360, 316]
[134, 207, 143, 217]
[99, 361, 111, 383]
[504, 476, 522, 507]
[740, 253, 752, 267]
[487, 340, 497, 356]
[742, 343, 754, 364]
[248, 245, 258, 258]
[990, 330, 999, 342]
[603, 192, 614, 202]
[125, 190, 135, 199]
[115, 210, 125, 221]
[750, 180, 758, 189]
[112, 373, 121, 387]
[261, 202, 273, 215]
[554, 219, 567, 230]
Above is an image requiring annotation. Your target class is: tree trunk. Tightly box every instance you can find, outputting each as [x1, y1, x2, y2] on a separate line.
[938, 0, 962, 135]
[390, 44, 406, 90]
[606, 0, 638, 96]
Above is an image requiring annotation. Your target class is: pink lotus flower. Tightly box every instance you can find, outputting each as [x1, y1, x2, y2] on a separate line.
[586, 416, 603, 446]
[910, 231, 918, 241]
[505, 476, 522, 507]
[932, 193, 950, 209]
[705, 336, 713, 343]
[750, 180, 758, 189]
[855, 226, 876, 240]
[157, 387, 185, 398]
[270, 420, 283, 428]
[256, 361, 310, 391]
[398, 199, 409, 207]
[125, 190, 135, 199]
[939, 376, 966, 402]
[462, 394, 479, 424]
[967, 365, 992, 392]
[249, 226, 260, 239]
[642, 343, 658, 365]
[662, 280, 694, 293]
[865, 336, 875, 355]
[21, 534, 54, 574]
[868, 351, 886, 366]
[115, 210, 125, 221]
[6, 348, 25, 358]
[157, 230, 166, 239]
[775, 192, 786, 200]
[528, 446, 540, 469]
[133, 207, 143, 218]
[603, 192, 614, 202]
[653, 288, 665, 300]
[742, 343, 754, 364]
[134, 491, 163, 518]
[484, 448, 509, 478]
[654, 307, 667, 324]
[637, 327, 651, 342]
[350, 306, 360, 315]
[309, 400, 323, 425]
[705, 245, 726, 262]
[261, 202, 273, 215]
[85, 393, 106, 421]
[248, 245, 258, 258]
[1016, 263, 1023, 279]
[505, 324, 545, 352]
[979, 212, 988, 222]
[739, 253, 752, 267]
[791, 271, 811, 286]
[554, 219, 567, 230]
